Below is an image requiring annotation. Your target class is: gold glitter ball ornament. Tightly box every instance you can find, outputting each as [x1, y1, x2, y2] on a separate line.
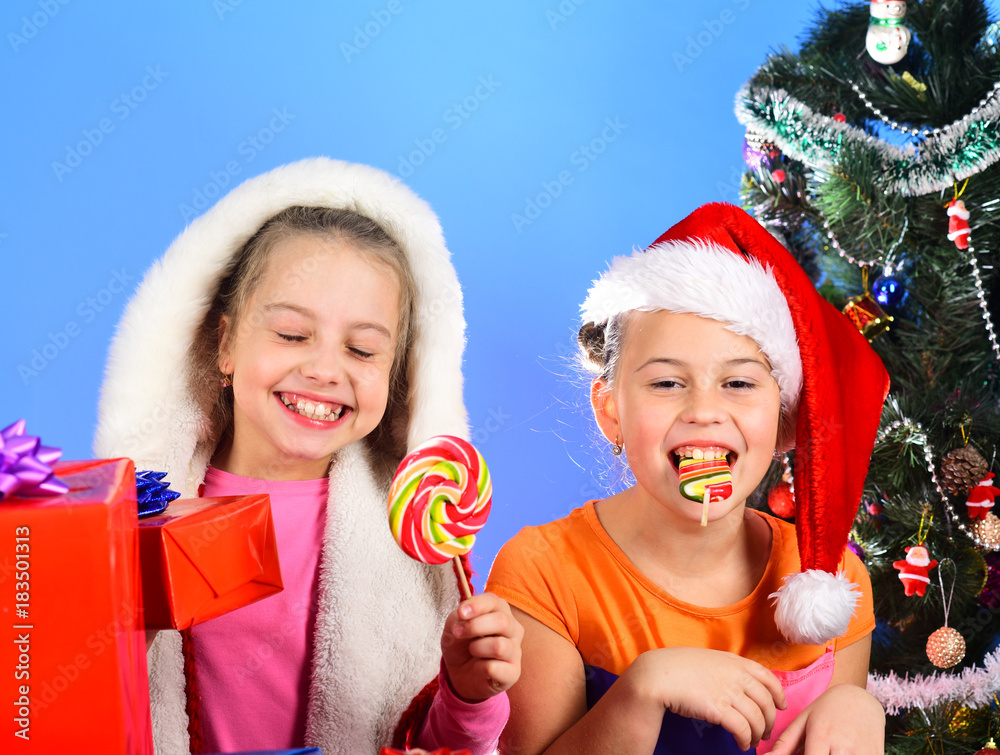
[940, 446, 990, 497]
[946, 706, 972, 733]
[970, 512, 1000, 551]
[926, 626, 966, 668]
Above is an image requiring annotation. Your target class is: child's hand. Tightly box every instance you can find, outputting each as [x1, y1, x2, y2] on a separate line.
[768, 683, 885, 755]
[623, 647, 787, 752]
[440, 592, 523, 703]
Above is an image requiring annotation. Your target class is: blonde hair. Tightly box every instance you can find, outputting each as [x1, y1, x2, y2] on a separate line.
[191, 206, 416, 464]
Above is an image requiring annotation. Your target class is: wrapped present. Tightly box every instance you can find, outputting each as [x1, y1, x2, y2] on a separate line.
[0, 457, 153, 753]
[138, 495, 283, 629]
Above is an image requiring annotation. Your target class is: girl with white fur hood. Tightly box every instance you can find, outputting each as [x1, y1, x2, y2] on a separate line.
[94, 158, 521, 754]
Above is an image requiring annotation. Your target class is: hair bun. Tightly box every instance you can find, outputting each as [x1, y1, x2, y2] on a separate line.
[577, 321, 607, 372]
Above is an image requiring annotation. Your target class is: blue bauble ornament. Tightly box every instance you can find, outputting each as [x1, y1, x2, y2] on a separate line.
[976, 21, 1000, 59]
[873, 275, 905, 309]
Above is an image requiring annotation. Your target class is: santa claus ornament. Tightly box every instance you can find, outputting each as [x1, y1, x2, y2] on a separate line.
[866, 0, 911, 65]
[967, 472, 999, 521]
[947, 199, 971, 249]
[893, 544, 938, 597]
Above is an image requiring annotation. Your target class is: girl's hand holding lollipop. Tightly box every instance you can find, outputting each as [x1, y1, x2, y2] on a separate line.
[389, 436, 522, 701]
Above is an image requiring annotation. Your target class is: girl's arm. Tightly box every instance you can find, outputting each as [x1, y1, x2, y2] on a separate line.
[414, 592, 521, 755]
[768, 635, 885, 755]
[828, 633, 872, 686]
[503, 608, 786, 755]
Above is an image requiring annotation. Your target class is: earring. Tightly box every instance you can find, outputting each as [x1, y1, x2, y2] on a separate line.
[773, 449, 782, 460]
[611, 436, 623, 456]
[220, 373, 232, 388]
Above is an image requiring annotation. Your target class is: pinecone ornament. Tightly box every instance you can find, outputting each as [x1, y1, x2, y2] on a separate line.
[940, 446, 990, 497]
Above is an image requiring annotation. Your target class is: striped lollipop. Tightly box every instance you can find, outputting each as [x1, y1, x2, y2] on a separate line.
[678, 456, 733, 526]
[388, 436, 492, 595]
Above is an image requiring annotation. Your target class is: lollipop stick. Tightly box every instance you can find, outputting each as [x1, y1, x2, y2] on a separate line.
[453, 555, 472, 600]
[701, 489, 709, 527]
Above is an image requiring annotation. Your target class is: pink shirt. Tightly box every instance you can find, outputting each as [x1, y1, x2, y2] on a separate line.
[190, 468, 509, 754]
[193, 467, 328, 752]
[416, 663, 511, 754]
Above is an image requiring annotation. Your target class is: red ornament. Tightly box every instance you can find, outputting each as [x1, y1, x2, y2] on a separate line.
[973, 737, 999, 754]
[947, 199, 971, 249]
[865, 498, 884, 516]
[834, 112, 847, 122]
[966, 472, 999, 520]
[843, 291, 892, 340]
[893, 544, 938, 597]
[771, 168, 787, 182]
[768, 480, 795, 518]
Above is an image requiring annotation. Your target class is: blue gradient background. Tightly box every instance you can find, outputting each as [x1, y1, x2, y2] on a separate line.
[3, 1, 938, 590]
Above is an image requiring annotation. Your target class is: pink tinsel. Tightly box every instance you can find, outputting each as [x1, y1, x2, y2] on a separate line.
[867, 649, 1000, 715]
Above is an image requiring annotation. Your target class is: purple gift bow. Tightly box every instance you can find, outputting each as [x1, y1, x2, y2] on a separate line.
[0, 419, 68, 499]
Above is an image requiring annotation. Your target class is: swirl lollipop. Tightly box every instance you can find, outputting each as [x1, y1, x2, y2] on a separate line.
[388, 435, 492, 598]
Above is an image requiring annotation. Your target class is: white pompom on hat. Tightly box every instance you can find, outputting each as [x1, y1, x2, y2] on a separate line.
[581, 203, 890, 645]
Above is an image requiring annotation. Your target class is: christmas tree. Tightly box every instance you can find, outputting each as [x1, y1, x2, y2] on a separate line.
[735, 1, 1000, 751]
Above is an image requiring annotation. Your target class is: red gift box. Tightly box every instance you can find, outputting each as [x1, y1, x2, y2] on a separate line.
[0, 459, 153, 753]
[138, 495, 283, 630]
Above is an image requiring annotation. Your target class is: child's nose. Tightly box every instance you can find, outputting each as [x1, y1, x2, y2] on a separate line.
[680, 387, 726, 424]
[301, 346, 345, 384]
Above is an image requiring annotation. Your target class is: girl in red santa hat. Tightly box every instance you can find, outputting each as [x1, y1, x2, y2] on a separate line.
[488, 203, 888, 754]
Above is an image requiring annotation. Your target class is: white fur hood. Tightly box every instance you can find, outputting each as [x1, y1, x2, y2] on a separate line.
[94, 158, 467, 754]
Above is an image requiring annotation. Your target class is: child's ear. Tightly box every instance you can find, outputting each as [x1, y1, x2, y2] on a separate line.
[775, 408, 797, 453]
[591, 378, 620, 445]
[217, 315, 234, 374]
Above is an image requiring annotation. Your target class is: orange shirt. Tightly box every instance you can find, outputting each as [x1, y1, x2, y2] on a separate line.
[487, 501, 874, 676]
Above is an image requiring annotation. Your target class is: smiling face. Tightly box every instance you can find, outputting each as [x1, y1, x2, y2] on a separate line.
[216, 233, 401, 480]
[592, 310, 781, 526]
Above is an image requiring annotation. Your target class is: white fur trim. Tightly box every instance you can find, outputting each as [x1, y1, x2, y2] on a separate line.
[93, 158, 466, 753]
[770, 570, 860, 646]
[306, 443, 455, 753]
[581, 240, 802, 411]
[146, 631, 187, 755]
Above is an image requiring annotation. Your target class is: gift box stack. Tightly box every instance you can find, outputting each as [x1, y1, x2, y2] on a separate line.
[0, 420, 285, 753]
[0, 424, 153, 753]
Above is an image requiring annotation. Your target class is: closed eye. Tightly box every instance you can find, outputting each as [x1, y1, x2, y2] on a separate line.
[277, 333, 306, 342]
[349, 346, 375, 358]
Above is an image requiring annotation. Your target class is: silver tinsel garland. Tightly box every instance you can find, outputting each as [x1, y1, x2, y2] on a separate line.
[735, 79, 1000, 197]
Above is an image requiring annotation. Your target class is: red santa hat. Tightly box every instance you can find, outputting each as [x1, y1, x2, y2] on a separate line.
[581, 203, 890, 645]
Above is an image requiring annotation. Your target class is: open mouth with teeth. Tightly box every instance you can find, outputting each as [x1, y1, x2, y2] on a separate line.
[278, 392, 346, 423]
[672, 446, 735, 504]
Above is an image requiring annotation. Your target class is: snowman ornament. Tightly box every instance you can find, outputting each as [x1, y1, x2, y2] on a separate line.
[867, 0, 911, 65]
